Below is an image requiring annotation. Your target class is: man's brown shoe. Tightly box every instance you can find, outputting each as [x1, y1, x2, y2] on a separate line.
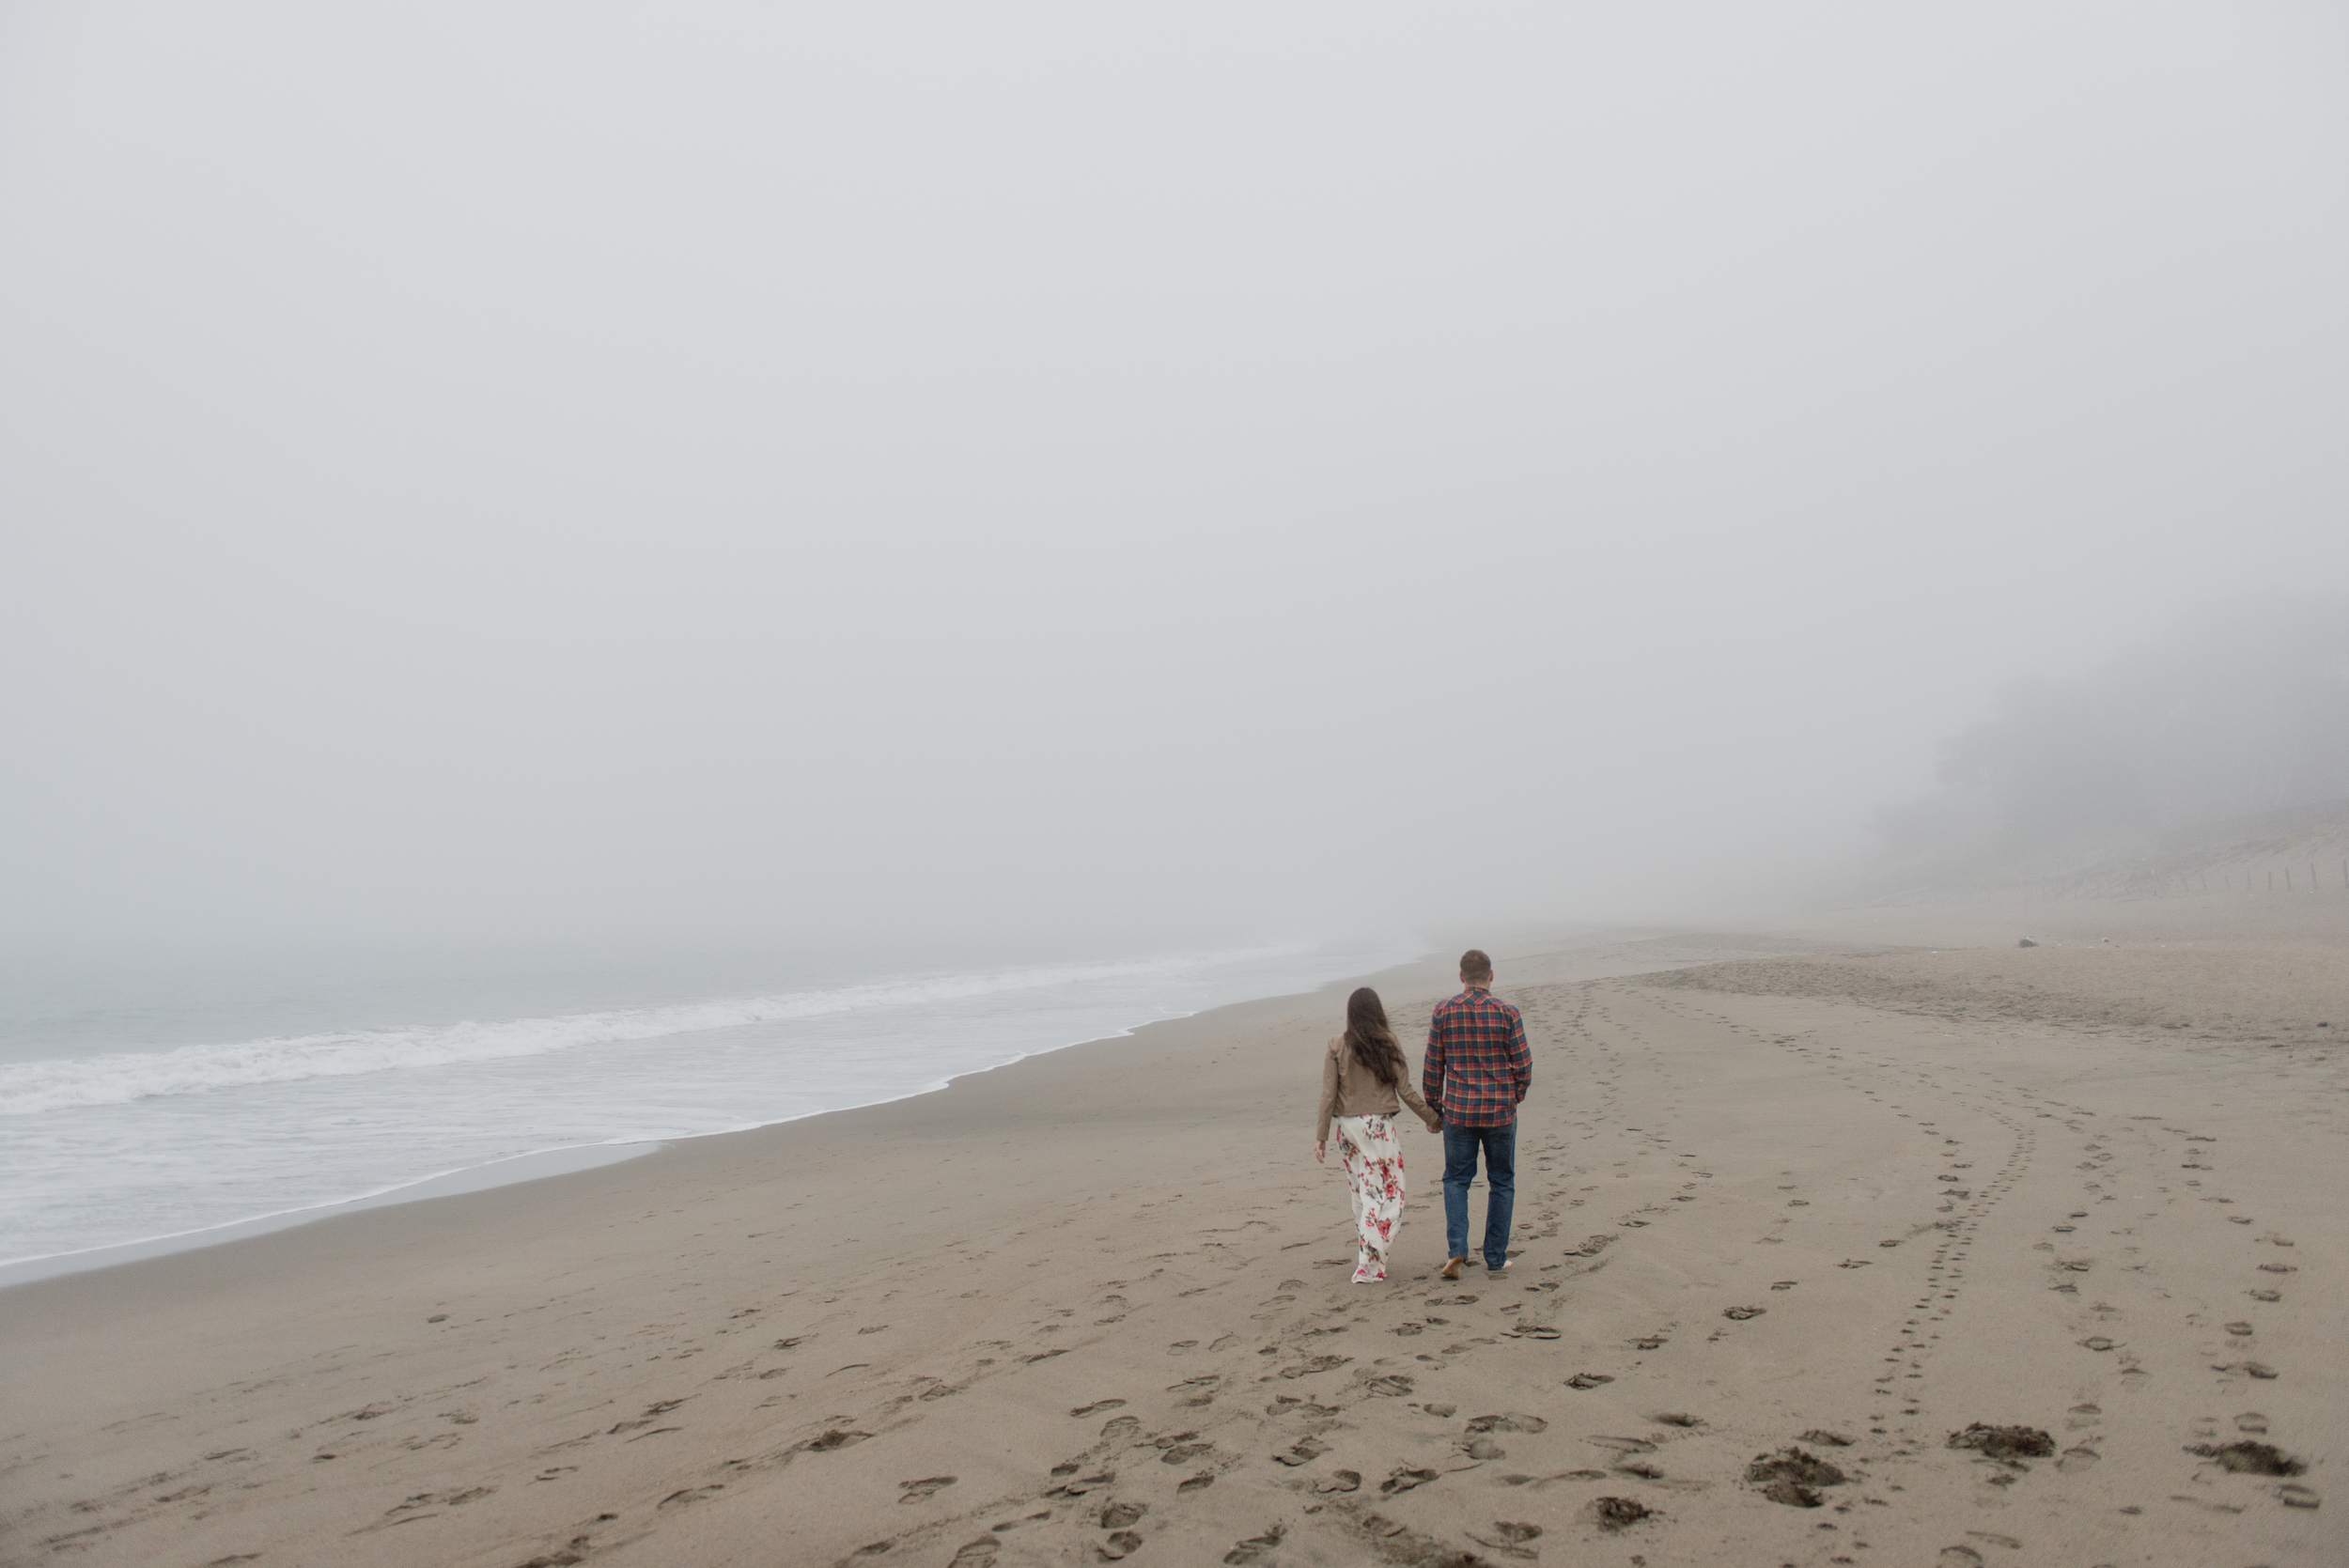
[1440, 1256, 1466, 1281]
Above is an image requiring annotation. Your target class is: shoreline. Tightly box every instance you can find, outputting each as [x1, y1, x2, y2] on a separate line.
[0, 924, 1699, 1293]
[0, 924, 1726, 1303]
[0, 936, 1455, 1289]
[0, 1140, 663, 1291]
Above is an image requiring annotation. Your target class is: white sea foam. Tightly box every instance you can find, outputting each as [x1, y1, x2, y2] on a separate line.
[1, 935, 1422, 1270]
[0, 954, 1194, 1115]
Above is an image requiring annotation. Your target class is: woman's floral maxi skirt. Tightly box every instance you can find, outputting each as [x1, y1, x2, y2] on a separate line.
[1335, 1112, 1406, 1282]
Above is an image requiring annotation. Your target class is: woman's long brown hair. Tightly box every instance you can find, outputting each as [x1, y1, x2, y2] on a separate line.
[1343, 986, 1408, 1089]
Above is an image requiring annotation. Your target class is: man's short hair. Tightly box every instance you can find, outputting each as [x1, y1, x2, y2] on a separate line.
[1459, 949, 1493, 983]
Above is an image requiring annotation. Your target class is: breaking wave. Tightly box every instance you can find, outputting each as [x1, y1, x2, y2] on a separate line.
[0, 955, 1199, 1115]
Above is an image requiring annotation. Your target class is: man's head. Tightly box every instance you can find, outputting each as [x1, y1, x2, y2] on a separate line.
[1459, 949, 1493, 987]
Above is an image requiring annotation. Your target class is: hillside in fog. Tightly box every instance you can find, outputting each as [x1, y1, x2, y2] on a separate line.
[1871, 600, 2349, 887]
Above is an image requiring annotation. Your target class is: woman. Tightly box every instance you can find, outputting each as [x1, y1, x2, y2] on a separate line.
[1315, 986, 1443, 1282]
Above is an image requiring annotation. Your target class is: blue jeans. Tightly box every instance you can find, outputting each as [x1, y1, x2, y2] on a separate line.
[1441, 1121, 1517, 1269]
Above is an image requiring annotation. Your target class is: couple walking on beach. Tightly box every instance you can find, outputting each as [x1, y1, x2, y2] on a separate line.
[1314, 949, 1532, 1284]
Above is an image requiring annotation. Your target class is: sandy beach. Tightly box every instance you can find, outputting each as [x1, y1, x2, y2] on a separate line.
[3, 905, 2341, 1568]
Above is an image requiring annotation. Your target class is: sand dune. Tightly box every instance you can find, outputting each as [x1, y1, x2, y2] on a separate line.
[2, 912, 2339, 1566]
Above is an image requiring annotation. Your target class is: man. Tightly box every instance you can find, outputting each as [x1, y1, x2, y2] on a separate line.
[1422, 948, 1531, 1281]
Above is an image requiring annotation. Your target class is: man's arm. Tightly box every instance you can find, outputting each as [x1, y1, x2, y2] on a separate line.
[1422, 1010, 1446, 1112]
[1508, 1006, 1532, 1104]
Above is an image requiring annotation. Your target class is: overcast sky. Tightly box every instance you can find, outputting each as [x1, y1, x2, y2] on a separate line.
[3, 4, 2344, 954]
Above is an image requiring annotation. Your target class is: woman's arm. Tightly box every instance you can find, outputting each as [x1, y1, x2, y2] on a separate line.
[1396, 1070, 1442, 1132]
[1315, 1041, 1341, 1157]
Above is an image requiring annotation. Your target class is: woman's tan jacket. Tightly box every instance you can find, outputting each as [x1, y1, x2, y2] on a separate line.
[1317, 1035, 1442, 1144]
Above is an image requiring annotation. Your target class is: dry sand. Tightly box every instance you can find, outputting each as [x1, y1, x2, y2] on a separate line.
[3, 906, 2341, 1567]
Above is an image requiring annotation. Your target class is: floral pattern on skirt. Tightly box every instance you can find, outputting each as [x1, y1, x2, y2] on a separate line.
[1335, 1112, 1406, 1282]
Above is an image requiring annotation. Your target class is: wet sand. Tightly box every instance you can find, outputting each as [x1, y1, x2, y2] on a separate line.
[2, 906, 2340, 1567]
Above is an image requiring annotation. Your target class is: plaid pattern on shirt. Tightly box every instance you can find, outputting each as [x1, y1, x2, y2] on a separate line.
[1422, 986, 1532, 1127]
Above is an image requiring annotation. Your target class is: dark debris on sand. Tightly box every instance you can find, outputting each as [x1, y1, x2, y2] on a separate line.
[2187, 1441, 2306, 1476]
[1589, 1496, 1653, 1531]
[1946, 1423, 2055, 1461]
[1746, 1447, 1848, 1508]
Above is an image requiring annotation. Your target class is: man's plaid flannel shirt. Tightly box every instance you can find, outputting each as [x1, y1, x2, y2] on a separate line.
[1422, 986, 1531, 1127]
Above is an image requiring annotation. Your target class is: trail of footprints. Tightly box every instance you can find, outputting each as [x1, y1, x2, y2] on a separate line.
[808, 981, 1996, 1564]
[595, 980, 2319, 1565]
[1640, 981, 2326, 1546]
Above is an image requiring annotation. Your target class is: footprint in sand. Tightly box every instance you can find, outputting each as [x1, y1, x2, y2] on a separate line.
[1222, 1526, 1284, 1564]
[897, 1476, 957, 1503]
[1468, 1414, 1549, 1435]
[1169, 1374, 1221, 1406]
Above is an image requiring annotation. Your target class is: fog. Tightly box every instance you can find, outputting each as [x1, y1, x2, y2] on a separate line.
[1875, 599, 2349, 868]
[3, 5, 2345, 955]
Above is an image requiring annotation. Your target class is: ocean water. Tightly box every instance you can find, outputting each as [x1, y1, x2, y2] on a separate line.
[0, 935, 1418, 1269]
